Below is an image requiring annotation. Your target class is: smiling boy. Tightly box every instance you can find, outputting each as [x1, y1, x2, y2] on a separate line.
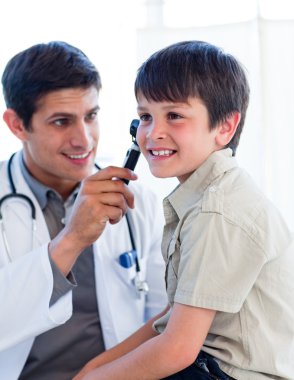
[77, 40, 294, 380]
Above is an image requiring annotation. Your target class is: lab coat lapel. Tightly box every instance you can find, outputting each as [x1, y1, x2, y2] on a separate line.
[92, 219, 145, 349]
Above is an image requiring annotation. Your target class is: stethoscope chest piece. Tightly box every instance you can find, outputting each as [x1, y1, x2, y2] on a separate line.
[134, 272, 149, 295]
[119, 248, 149, 296]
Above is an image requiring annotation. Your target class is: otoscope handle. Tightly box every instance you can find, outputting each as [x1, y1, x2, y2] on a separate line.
[122, 143, 141, 184]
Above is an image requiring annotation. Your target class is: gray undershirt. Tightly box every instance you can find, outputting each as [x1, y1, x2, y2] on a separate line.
[18, 155, 105, 380]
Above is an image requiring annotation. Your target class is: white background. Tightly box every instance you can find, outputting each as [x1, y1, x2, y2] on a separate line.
[0, 0, 293, 230]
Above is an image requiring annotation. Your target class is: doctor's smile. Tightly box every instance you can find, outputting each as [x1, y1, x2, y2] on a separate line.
[62, 149, 94, 165]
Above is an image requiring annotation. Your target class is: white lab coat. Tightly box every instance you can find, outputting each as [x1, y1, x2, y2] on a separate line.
[0, 152, 167, 380]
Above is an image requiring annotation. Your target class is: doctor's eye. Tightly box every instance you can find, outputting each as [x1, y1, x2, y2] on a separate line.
[86, 111, 98, 121]
[53, 118, 70, 127]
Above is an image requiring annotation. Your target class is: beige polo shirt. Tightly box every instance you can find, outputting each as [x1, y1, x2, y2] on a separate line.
[153, 149, 294, 380]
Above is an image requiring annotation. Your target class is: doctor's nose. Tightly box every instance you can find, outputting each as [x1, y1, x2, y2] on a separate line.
[70, 121, 93, 148]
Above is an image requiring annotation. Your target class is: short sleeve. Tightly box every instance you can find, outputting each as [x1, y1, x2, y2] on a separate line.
[174, 212, 267, 313]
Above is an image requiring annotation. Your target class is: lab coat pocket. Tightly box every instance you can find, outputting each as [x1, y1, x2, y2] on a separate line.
[113, 254, 149, 300]
[113, 259, 137, 284]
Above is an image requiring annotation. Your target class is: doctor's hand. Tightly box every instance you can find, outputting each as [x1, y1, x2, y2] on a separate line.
[49, 166, 137, 276]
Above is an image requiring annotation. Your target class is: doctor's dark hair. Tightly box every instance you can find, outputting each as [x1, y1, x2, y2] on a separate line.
[1, 41, 101, 130]
[134, 40, 250, 155]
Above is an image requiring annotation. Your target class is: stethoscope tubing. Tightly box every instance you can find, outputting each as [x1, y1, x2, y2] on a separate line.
[0, 153, 36, 220]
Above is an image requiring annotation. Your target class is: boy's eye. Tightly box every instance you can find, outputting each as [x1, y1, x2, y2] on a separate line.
[139, 114, 151, 122]
[168, 113, 182, 120]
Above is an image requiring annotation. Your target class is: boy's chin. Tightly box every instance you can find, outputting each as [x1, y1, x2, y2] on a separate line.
[149, 169, 173, 179]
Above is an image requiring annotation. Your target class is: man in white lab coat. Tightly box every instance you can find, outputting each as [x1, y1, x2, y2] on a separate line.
[0, 41, 166, 380]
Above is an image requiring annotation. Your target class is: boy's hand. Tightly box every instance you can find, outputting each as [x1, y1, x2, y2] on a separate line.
[72, 360, 96, 380]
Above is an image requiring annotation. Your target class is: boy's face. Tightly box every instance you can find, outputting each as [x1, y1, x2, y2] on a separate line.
[15, 86, 100, 198]
[136, 95, 222, 183]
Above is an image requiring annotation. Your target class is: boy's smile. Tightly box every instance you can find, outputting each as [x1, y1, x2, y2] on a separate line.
[149, 149, 176, 157]
[136, 95, 221, 183]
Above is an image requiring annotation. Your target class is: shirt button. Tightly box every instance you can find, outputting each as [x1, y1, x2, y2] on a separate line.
[209, 186, 217, 192]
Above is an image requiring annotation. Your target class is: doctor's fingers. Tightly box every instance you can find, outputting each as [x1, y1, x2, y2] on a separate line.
[65, 196, 126, 244]
[75, 192, 131, 224]
[80, 178, 135, 209]
[88, 192, 132, 223]
[89, 165, 138, 183]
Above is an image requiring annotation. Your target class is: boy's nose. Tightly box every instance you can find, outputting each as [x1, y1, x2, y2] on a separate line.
[148, 121, 167, 140]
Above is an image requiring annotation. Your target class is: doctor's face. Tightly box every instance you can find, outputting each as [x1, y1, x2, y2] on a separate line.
[20, 86, 100, 198]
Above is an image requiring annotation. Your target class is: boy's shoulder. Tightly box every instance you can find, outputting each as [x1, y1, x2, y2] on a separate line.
[202, 164, 275, 223]
[202, 164, 265, 215]
[201, 165, 292, 256]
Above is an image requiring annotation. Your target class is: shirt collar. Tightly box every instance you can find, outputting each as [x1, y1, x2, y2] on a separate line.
[164, 148, 238, 221]
[19, 151, 80, 209]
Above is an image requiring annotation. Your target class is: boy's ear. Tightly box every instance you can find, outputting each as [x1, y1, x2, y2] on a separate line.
[215, 112, 241, 147]
[3, 109, 29, 141]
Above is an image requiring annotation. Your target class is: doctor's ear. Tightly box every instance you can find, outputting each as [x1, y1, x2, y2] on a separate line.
[215, 112, 241, 147]
[3, 109, 30, 141]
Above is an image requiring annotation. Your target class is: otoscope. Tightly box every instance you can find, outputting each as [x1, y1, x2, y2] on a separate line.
[122, 119, 141, 184]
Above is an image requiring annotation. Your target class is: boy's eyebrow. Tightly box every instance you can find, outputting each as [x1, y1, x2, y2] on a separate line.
[137, 102, 189, 111]
[137, 105, 147, 111]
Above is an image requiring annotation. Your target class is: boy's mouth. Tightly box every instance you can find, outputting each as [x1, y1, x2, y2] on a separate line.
[150, 149, 176, 157]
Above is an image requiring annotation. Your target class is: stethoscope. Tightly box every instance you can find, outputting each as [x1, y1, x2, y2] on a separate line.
[0, 153, 149, 295]
[0, 153, 37, 260]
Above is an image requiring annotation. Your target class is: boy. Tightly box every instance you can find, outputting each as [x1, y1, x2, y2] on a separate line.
[77, 41, 294, 380]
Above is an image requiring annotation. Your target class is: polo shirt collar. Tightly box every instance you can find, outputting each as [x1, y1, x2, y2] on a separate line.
[164, 148, 237, 221]
[19, 151, 80, 209]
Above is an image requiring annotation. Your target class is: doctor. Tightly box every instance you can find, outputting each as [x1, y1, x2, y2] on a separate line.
[0, 41, 166, 380]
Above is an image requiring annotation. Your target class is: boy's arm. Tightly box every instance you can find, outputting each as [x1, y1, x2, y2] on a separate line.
[73, 305, 170, 380]
[81, 303, 216, 380]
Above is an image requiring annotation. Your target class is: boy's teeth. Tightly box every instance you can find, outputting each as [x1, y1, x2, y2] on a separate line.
[152, 150, 174, 156]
